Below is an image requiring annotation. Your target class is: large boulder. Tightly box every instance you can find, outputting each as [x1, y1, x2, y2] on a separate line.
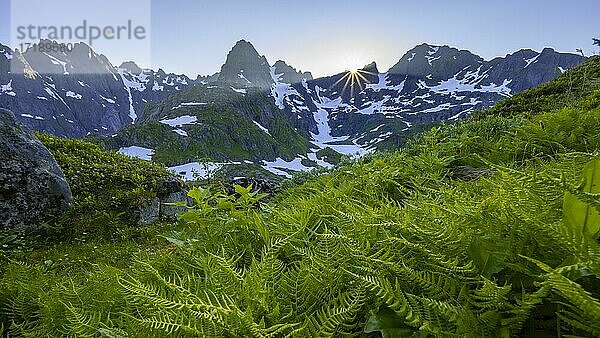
[0, 108, 72, 231]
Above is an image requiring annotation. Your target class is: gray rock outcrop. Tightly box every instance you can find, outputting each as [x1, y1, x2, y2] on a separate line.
[0, 108, 72, 231]
[138, 176, 189, 225]
[272, 60, 313, 84]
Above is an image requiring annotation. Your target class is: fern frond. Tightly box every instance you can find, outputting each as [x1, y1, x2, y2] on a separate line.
[61, 302, 101, 337]
[123, 311, 204, 336]
[301, 289, 367, 337]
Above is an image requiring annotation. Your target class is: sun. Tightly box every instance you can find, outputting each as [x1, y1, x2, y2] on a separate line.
[344, 62, 362, 74]
[332, 68, 375, 97]
[341, 54, 365, 74]
[334, 51, 375, 96]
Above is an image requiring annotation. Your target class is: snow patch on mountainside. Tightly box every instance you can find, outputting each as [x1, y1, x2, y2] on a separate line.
[270, 66, 302, 109]
[119, 146, 155, 161]
[356, 100, 386, 115]
[101, 96, 115, 104]
[311, 86, 342, 143]
[116, 69, 139, 121]
[428, 77, 512, 97]
[231, 87, 247, 94]
[253, 121, 271, 136]
[171, 102, 208, 110]
[426, 46, 441, 65]
[306, 86, 371, 156]
[152, 81, 164, 91]
[169, 162, 223, 181]
[159, 115, 198, 127]
[66, 91, 82, 99]
[0, 80, 16, 96]
[173, 129, 188, 137]
[524, 55, 540, 68]
[366, 73, 405, 92]
[21, 113, 44, 120]
[262, 157, 311, 178]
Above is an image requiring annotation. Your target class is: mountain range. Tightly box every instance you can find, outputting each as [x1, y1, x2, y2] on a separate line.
[0, 39, 586, 178]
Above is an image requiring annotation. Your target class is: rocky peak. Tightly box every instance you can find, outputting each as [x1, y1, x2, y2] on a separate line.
[272, 60, 313, 84]
[361, 61, 379, 74]
[485, 47, 586, 93]
[119, 61, 143, 75]
[218, 40, 273, 90]
[19, 39, 116, 75]
[388, 43, 483, 79]
[0, 44, 12, 76]
[196, 72, 219, 84]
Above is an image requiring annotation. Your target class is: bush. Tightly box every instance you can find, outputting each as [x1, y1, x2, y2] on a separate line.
[37, 134, 171, 237]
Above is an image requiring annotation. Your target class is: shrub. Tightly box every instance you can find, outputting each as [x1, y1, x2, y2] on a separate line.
[37, 134, 171, 237]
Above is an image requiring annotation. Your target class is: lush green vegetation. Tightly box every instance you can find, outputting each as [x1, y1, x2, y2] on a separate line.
[35, 134, 171, 237]
[1, 58, 599, 337]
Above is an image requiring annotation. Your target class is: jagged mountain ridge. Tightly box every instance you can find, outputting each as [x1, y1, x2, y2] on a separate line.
[216, 40, 274, 90]
[0, 39, 587, 178]
[0, 39, 313, 138]
[216, 40, 313, 90]
[273, 44, 585, 151]
[0, 40, 195, 137]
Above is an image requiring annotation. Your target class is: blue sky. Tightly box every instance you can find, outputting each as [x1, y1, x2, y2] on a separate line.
[1, 0, 598, 77]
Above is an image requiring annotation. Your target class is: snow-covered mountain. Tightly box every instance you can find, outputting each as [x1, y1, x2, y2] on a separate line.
[0, 39, 586, 178]
[0, 40, 193, 137]
[274, 44, 585, 152]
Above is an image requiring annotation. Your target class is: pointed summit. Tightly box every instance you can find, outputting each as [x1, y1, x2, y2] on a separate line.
[230, 39, 261, 56]
[218, 40, 273, 90]
[119, 61, 143, 74]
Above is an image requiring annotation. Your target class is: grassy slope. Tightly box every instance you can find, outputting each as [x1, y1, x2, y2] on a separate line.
[0, 58, 599, 336]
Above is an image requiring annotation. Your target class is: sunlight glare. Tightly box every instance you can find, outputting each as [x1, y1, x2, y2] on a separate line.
[341, 51, 366, 74]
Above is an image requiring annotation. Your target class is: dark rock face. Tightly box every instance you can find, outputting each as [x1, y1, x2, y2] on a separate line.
[389, 44, 484, 79]
[217, 40, 274, 90]
[486, 48, 584, 93]
[0, 108, 72, 231]
[361, 62, 380, 75]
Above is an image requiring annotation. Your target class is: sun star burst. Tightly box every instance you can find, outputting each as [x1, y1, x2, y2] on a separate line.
[332, 68, 375, 97]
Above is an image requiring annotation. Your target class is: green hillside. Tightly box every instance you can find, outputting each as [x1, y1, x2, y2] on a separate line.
[1, 57, 599, 337]
[112, 86, 312, 165]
